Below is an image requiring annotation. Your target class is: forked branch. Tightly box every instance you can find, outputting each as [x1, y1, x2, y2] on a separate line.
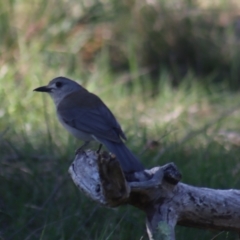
[69, 150, 240, 240]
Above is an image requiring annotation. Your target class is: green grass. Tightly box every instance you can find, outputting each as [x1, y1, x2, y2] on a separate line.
[1, 71, 240, 239]
[1, 0, 240, 239]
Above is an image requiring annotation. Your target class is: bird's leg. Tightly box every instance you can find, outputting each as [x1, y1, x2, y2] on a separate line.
[97, 144, 103, 154]
[75, 141, 90, 155]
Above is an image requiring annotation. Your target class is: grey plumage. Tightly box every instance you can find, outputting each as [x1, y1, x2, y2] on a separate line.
[34, 76, 144, 173]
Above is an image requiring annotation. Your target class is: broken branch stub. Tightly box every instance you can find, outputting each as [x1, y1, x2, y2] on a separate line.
[68, 150, 130, 207]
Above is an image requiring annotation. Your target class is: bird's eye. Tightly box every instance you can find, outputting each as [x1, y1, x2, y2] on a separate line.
[55, 82, 62, 88]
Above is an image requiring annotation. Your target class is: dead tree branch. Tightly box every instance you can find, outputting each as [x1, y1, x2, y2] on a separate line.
[69, 150, 240, 240]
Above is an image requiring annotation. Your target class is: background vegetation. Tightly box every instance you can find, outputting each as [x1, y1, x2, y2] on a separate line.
[1, 0, 240, 239]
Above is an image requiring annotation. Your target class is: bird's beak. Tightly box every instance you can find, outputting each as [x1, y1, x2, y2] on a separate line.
[33, 86, 52, 92]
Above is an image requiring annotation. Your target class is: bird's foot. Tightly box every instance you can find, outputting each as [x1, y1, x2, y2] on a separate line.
[75, 141, 90, 155]
[75, 147, 85, 155]
[96, 144, 103, 154]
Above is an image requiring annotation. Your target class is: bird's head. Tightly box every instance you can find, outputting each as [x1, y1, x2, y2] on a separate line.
[34, 76, 82, 105]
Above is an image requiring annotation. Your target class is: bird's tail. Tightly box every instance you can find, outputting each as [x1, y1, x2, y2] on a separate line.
[99, 139, 144, 173]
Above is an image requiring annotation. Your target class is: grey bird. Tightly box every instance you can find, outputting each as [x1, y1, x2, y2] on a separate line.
[34, 76, 144, 173]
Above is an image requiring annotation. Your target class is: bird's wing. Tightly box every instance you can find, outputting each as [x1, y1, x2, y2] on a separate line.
[57, 91, 126, 143]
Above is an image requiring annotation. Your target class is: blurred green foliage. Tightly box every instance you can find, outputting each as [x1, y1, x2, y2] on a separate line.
[1, 0, 240, 88]
[1, 0, 240, 239]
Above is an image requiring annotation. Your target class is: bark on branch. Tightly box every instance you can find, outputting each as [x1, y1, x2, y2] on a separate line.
[68, 150, 240, 240]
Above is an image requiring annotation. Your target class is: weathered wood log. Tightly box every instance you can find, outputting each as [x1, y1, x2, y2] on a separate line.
[68, 150, 240, 240]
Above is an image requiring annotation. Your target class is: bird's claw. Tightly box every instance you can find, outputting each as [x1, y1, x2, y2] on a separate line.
[96, 144, 103, 154]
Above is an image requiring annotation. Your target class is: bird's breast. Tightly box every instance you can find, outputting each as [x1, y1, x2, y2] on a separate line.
[57, 112, 94, 141]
